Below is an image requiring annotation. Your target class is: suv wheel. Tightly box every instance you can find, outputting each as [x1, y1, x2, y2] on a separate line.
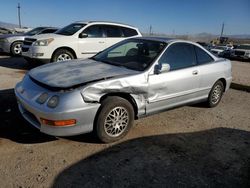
[95, 96, 134, 143]
[11, 41, 22, 56]
[52, 49, 74, 62]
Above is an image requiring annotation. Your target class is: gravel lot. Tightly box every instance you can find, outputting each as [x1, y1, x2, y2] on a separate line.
[0, 55, 249, 187]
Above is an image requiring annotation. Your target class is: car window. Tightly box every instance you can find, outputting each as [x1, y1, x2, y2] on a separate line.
[121, 27, 138, 37]
[159, 43, 196, 71]
[55, 23, 86, 36]
[25, 27, 46, 36]
[195, 46, 214, 65]
[83, 25, 103, 38]
[39, 29, 57, 34]
[92, 39, 166, 71]
[104, 25, 122, 37]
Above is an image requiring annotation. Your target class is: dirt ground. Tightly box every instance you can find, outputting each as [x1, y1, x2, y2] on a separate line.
[0, 55, 249, 187]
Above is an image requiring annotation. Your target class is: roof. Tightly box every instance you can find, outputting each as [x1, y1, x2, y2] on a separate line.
[74, 20, 136, 28]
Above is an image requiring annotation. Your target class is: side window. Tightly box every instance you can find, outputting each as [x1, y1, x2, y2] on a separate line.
[195, 46, 214, 65]
[121, 27, 138, 37]
[40, 29, 57, 34]
[104, 25, 122, 37]
[83, 25, 103, 38]
[159, 43, 196, 71]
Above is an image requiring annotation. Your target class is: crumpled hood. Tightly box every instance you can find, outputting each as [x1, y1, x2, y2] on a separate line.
[29, 59, 139, 89]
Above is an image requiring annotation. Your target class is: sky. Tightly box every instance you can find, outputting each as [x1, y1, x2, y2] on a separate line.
[0, 0, 249, 35]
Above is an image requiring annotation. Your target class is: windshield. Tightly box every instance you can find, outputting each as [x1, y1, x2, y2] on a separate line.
[236, 45, 250, 50]
[25, 27, 46, 36]
[92, 39, 167, 71]
[55, 23, 86, 36]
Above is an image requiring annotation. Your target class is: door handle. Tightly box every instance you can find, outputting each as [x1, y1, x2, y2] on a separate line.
[192, 70, 198, 75]
[99, 41, 105, 44]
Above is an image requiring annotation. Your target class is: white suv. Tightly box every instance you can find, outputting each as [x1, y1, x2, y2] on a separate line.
[21, 21, 141, 63]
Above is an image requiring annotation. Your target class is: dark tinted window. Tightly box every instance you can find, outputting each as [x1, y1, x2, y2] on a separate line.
[159, 43, 196, 71]
[83, 25, 103, 37]
[121, 27, 138, 37]
[195, 46, 213, 64]
[55, 23, 86, 36]
[25, 27, 47, 36]
[39, 29, 57, 34]
[104, 25, 122, 37]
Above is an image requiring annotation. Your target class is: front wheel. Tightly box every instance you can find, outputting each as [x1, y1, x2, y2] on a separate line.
[95, 97, 134, 143]
[10, 41, 22, 56]
[207, 80, 224, 107]
[52, 49, 74, 62]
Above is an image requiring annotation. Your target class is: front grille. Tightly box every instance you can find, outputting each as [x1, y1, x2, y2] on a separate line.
[235, 51, 245, 56]
[23, 38, 37, 46]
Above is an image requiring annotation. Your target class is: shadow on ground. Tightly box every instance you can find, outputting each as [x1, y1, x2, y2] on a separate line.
[53, 128, 250, 188]
[0, 55, 38, 70]
[0, 88, 56, 143]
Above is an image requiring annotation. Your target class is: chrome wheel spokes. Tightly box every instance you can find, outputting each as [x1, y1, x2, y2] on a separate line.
[104, 107, 129, 137]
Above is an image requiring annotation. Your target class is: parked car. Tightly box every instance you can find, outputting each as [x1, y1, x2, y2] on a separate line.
[0, 27, 14, 35]
[15, 37, 232, 143]
[230, 44, 250, 60]
[0, 27, 58, 56]
[21, 21, 142, 63]
[210, 46, 228, 57]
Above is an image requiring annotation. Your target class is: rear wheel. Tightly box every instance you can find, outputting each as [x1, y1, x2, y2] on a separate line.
[207, 80, 224, 107]
[10, 41, 22, 56]
[52, 49, 74, 62]
[95, 96, 134, 143]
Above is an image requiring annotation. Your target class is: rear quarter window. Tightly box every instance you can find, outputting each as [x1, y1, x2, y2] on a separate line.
[195, 46, 214, 65]
[121, 27, 138, 37]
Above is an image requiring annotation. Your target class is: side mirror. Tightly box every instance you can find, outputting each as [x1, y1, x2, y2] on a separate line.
[79, 33, 88, 38]
[154, 63, 170, 74]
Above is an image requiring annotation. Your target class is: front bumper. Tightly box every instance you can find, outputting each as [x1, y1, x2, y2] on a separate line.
[22, 45, 52, 63]
[15, 81, 101, 136]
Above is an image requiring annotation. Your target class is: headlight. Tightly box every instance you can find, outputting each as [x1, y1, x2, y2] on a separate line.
[47, 95, 59, 108]
[33, 38, 54, 46]
[36, 92, 49, 104]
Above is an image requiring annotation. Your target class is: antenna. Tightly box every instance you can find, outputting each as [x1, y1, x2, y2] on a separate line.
[17, 3, 21, 28]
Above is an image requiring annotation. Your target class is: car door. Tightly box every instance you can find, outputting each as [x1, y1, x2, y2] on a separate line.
[146, 43, 200, 114]
[78, 25, 106, 59]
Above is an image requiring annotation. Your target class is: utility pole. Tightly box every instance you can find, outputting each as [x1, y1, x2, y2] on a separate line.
[149, 25, 152, 36]
[17, 3, 21, 28]
[220, 22, 224, 38]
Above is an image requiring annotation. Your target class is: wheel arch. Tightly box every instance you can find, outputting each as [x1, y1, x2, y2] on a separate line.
[99, 92, 139, 119]
[217, 78, 227, 92]
[10, 40, 23, 52]
[51, 46, 77, 62]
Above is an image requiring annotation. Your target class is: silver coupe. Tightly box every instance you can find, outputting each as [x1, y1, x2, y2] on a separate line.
[15, 37, 232, 142]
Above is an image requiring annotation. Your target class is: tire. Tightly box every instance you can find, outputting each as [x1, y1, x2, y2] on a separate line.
[207, 80, 224, 107]
[52, 49, 74, 62]
[95, 96, 134, 143]
[10, 41, 22, 56]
